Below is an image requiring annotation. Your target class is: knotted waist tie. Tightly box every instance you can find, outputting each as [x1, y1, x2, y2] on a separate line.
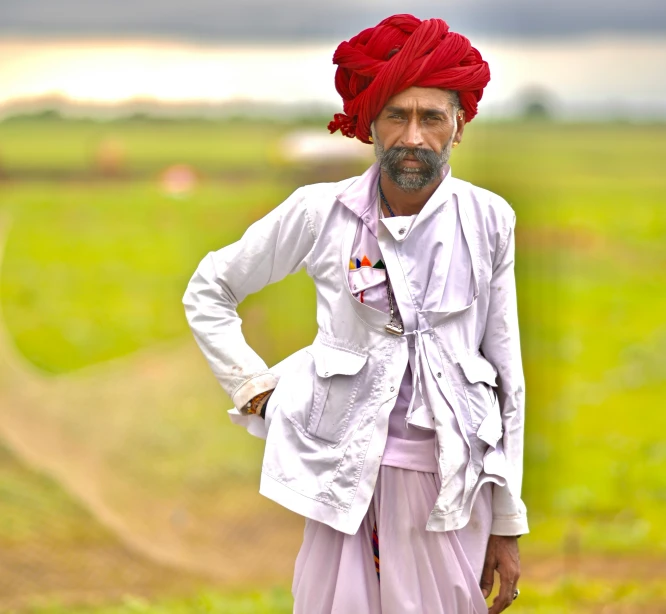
[403, 328, 435, 429]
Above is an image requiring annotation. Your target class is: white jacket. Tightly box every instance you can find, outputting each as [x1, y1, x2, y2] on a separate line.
[183, 163, 529, 537]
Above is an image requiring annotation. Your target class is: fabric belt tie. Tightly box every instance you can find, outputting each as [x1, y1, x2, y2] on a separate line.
[403, 328, 434, 429]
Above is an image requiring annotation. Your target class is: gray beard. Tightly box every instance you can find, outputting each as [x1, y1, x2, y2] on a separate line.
[374, 139, 452, 192]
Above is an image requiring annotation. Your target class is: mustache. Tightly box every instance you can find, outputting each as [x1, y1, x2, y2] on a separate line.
[380, 146, 441, 168]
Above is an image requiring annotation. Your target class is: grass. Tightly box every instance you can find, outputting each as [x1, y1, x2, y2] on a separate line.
[0, 179, 311, 372]
[15, 589, 294, 614]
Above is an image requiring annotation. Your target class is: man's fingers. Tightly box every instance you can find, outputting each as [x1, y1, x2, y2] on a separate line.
[488, 592, 514, 614]
[488, 570, 519, 614]
[488, 580, 515, 614]
[479, 558, 495, 599]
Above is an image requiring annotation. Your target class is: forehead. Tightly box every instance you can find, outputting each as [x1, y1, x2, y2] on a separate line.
[382, 86, 454, 111]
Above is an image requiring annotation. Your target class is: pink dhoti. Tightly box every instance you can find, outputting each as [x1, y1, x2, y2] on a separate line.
[293, 466, 492, 614]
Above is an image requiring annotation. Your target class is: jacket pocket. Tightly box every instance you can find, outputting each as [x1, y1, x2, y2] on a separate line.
[307, 335, 368, 445]
[458, 353, 500, 431]
[265, 347, 311, 432]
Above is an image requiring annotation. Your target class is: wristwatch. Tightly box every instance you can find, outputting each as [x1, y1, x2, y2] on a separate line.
[242, 390, 274, 419]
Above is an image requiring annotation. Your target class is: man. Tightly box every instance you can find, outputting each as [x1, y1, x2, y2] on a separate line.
[184, 14, 527, 614]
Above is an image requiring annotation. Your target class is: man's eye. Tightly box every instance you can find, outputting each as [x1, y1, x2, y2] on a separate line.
[388, 114, 403, 120]
[424, 115, 442, 122]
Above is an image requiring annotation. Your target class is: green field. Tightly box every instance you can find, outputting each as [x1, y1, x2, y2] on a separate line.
[0, 116, 665, 611]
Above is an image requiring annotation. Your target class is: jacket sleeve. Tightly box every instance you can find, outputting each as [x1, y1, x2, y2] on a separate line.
[183, 187, 317, 412]
[480, 212, 529, 536]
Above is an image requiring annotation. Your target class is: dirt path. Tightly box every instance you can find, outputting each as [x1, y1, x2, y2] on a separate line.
[0, 504, 202, 610]
[0, 213, 303, 586]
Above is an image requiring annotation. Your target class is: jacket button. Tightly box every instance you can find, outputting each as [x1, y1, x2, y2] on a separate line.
[398, 228, 406, 235]
[437, 372, 442, 378]
[390, 386, 395, 392]
[324, 372, 329, 377]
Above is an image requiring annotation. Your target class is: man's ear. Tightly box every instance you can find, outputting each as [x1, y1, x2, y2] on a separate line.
[370, 123, 382, 148]
[455, 111, 466, 143]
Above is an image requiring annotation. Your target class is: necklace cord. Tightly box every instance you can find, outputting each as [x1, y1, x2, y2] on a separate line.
[378, 178, 403, 334]
[378, 179, 397, 218]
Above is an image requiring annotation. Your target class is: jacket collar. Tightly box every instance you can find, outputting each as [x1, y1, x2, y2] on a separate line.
[336, 162, 381, 234]
[336, 161, 455, 238]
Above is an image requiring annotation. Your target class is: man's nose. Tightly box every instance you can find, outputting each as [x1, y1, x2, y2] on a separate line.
[400, 117, 424, 149]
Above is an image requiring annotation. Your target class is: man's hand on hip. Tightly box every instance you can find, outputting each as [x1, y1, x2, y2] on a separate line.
[480, 534, 521, 613]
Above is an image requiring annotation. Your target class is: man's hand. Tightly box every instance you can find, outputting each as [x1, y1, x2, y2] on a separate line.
[480, 534, 521, 613]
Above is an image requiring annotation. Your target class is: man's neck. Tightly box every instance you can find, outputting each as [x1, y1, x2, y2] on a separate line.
[378, 171, 443, 217]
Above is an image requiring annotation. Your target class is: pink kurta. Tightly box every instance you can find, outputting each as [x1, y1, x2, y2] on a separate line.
[292, 188, 493, 613]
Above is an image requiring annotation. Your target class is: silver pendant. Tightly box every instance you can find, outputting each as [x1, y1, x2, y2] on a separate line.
[385, 321, 404, 336]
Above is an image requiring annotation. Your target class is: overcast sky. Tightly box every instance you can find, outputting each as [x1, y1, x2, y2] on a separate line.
[2, 0, 666, 41]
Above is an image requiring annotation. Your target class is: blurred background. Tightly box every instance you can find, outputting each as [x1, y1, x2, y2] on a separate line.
[0, 1, 665, 612]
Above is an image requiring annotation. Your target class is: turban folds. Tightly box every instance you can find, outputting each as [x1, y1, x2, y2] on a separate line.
[328, 14, 490, 144]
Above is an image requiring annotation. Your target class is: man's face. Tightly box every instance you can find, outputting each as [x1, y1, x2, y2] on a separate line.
[372, 86, 464, 192]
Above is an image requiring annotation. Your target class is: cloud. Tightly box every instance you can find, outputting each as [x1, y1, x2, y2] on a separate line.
[1, 0, 665, 40]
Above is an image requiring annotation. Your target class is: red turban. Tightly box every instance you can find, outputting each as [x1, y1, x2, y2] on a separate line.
[328, 14, 490, 144]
